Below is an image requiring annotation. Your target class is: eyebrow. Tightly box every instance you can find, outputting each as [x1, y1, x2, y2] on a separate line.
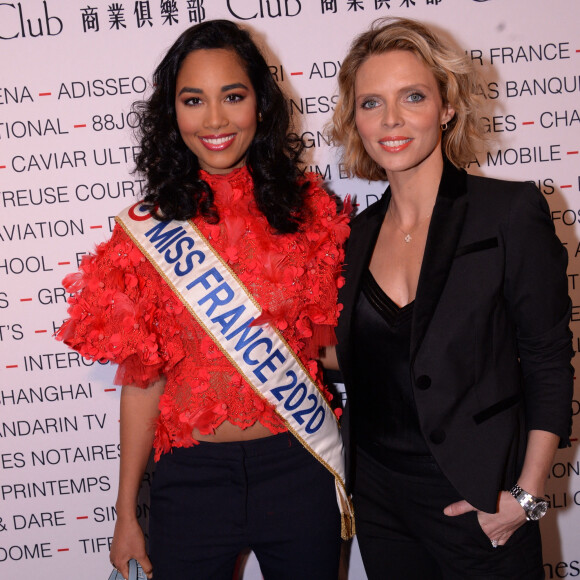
[355, 92, 380, 100]
[356, 83, 432, 95]
[178, 82, 250, 96]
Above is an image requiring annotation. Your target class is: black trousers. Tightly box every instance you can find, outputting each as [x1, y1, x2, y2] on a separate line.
[354, 447, 544, 580]
[149, 432, 341, 580]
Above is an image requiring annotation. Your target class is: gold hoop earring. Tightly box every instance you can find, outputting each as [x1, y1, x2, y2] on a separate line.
[258, 112, 263, 122]
[440, 122, 448, 131]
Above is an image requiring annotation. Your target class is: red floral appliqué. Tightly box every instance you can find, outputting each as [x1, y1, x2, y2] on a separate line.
[56, 166, 349, 459]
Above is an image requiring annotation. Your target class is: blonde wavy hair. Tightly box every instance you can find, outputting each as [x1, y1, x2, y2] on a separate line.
[331, 17, 485, 180]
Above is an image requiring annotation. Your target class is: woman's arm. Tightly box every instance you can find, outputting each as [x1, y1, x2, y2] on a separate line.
[444, 429, 559, 545]
[110, 378, 165, 580]
[445, 184, 573, 545]
[516, 429, 560, 498]
[319, 345, 340, 371]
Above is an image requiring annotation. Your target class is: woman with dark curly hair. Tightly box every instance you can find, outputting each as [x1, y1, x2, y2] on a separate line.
[57, 19, 351, 580]
[325, 17, 573, 579]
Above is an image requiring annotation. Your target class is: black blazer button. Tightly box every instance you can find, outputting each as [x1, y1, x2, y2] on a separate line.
[416, 375, 431, 390]
[430, 429, 446, 444]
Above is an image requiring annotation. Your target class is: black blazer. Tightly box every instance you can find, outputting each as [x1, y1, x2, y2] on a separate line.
[336, 160, 574, 513]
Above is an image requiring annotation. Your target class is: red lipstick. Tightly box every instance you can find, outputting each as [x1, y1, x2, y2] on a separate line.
[199, 133, 236, 151]
[379, 137, 413, 153]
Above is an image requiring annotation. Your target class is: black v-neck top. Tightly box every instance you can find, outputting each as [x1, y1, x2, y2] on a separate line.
[351, 269, 431, 458]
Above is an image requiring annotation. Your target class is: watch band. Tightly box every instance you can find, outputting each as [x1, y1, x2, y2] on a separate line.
[509, 483, 527, 500]
[509, 484, 549, 521]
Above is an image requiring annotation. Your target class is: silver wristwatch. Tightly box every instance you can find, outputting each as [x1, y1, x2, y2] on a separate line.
[509, 484, 549, 521]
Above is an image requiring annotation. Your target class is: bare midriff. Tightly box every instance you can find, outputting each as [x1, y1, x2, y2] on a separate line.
[193, 420, 276, 443]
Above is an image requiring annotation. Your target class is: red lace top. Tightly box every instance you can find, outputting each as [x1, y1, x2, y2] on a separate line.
[57, 167, 349, 459]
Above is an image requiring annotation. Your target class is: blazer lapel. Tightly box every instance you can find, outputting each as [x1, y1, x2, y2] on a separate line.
[411, 161, 469, 359]
[338, 190, 390, 365]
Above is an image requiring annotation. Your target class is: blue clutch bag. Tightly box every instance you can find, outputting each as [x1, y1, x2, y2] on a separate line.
[108, 559, 147, 580]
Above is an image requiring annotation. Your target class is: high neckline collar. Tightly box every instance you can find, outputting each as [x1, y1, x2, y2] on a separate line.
[199, 165, 252, 188]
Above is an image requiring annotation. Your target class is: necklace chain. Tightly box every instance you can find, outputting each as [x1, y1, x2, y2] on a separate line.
[388, 207, 432, 243]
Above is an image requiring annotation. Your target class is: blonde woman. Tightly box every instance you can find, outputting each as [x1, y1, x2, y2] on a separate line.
[328, 17, 573, 579]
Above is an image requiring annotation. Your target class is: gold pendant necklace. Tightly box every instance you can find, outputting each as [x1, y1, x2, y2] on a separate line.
[390, 210, 432, 243]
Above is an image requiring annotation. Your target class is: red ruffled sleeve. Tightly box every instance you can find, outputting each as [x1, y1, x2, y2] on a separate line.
[56, 225, 185, 387]
[296, 174, 350, 358]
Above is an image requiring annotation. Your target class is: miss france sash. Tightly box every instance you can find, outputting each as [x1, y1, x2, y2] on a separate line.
[116, 202, 354, 539]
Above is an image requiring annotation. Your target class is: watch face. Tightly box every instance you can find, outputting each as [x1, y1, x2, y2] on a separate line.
[528, 501, 549, 521]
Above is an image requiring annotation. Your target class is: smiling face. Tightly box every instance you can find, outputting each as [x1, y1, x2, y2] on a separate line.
[175, 48, 258, 175]
[354, 50, 454, 180]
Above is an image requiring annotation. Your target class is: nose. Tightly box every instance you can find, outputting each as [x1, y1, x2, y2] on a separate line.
[204, 102, 227, 130]
[382, 102, 403, 127]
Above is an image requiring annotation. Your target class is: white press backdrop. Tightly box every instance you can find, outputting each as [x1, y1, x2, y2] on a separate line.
[1, 1, 579, 578]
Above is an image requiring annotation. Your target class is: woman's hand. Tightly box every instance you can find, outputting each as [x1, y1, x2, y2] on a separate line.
[445, 430, 559, 547]
[109, 514, 153, 579]
[443, 491, 527, 547]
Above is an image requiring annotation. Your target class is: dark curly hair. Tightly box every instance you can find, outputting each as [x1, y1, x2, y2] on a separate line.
[134, 19, 307, 233]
